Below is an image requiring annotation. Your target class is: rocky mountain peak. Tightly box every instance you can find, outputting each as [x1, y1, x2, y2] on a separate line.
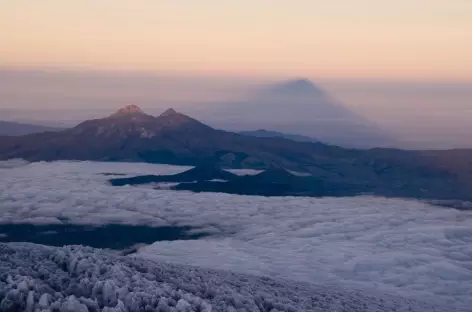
[160, 108, 178, 117]
[110, 105, 145, 117]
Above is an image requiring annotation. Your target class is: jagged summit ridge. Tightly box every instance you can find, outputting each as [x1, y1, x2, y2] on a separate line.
[160, 108, 178, 117]
[110, 105, 145, 117]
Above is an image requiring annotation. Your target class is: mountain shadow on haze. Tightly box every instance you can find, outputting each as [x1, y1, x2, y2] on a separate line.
[208, 78, 395, 148]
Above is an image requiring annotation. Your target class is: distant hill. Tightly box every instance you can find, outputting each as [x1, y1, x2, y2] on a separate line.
[240, 129, 317, 143]
[107, 165, 394, 197]
[173, 167, 366, 197]
[0, 120, 63, 136]
[110, 164, 237, 186]
[1, 105, 472, 202]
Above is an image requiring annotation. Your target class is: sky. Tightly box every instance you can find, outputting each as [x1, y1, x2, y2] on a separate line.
[1, 0, 472, 82]
[1, 1, 472, 148]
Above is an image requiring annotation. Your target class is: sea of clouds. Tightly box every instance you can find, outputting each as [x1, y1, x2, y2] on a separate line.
[1, 160, 472, 309]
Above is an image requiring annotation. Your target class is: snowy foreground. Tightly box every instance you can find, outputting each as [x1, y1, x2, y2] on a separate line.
[0, 243, 459, 312]
[1, 161, 472, 310]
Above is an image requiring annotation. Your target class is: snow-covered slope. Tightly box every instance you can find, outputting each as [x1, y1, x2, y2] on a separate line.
[0, 243, 458, 312]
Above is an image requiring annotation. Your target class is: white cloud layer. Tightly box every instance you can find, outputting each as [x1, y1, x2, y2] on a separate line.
[1, 160, 472, 309]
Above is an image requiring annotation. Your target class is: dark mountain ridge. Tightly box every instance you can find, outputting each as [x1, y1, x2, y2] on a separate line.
[0, 106, 338, 169]
[110, 165, 366, 197]
[1, 106, 472, 201]
[110, 164, 237, 186]
[0, 120, 64, 136]
[240, 129, 317, 143]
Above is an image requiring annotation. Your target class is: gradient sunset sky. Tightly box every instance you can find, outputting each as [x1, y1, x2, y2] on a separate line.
[1, 0, 472, 82]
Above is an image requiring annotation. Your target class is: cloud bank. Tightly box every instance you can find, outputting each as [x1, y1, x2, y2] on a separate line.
[1, 161, 471, 309]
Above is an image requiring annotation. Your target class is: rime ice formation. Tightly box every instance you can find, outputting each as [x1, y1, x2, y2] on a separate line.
[0, 243, 460, 312]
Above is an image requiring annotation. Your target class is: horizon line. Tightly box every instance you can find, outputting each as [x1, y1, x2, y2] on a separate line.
[2, 65, 472, 86]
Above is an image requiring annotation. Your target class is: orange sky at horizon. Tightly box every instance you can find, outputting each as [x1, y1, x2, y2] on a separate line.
[1, 0, 472, 82]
